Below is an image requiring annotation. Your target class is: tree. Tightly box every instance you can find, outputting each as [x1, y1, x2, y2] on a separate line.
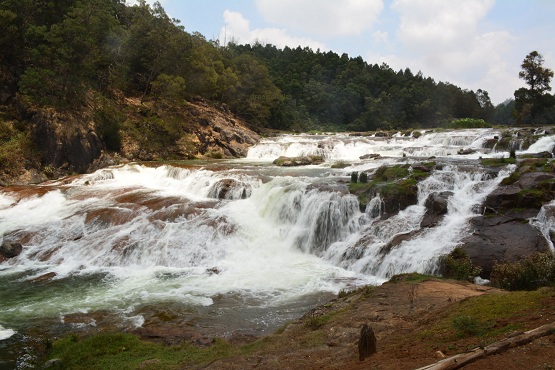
[515, 51, 554, 124]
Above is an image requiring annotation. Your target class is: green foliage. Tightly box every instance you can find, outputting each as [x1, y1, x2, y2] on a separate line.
[94, 104, 124, 151]
[0, 120, 32, 175]
[350, 171, 358, 183]
[359, 171, 368, 183]
[446, 118, 491, 129]
[46, 332, 239, 370]
[438, 247, 482, 282]
[515, 51, 555, 124]
[480, 157, 516, 167]
[490, 253, 555, 291]
[451, 315, 484, 337]
[330, 161, 350, 169]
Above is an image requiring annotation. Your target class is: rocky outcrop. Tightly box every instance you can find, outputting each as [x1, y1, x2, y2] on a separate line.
[31, 109, 103, 174]
[483, 172, 555, 214]
[460, 215, 550, 278]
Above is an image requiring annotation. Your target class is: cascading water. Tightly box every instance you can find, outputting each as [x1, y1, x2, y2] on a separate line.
[2, 128, 552, 367]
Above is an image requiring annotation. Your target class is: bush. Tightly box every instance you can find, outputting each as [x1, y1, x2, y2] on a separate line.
[359, 172, 368, 183]
[351, 171, 358, 183]
[446, 118, 491, 129]
[490, 252, 555, 291]
[438, 247, 482, 282]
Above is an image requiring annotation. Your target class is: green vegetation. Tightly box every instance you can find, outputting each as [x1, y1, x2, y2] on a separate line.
[491, 252, 555, 291]
[420, 288, 553, 342]
[446, 118, 491, 129]
[514, 51, 555, 125]
[45, 332, 237, 370]
[330, 161, 350, 169]
[438, 247, 482, 282]
[480, 156, 516, 167]
[348, 163, 434, 212]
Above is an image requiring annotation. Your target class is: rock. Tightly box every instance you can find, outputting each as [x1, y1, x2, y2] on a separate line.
[273, 155, 324, 167]
[483, 138, 498, 149]
[421, 191, 453, 228]
[207, 179, 251, 200]
[458, 148, 476, 155]
[0, 242, 22, 258]
[358, 324, 377, 360]
[460, 216, 550, 278]
[43, 358, 63, 368]
[359, 153, 381, 160]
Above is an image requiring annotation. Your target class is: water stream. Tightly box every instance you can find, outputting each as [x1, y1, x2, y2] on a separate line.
[1, 128, 554, 367]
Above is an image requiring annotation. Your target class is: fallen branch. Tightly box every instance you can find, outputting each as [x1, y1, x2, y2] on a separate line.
[415, 322, 555, 370]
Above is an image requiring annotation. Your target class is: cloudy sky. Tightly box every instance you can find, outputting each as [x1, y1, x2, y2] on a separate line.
[142, 0, 554, 105]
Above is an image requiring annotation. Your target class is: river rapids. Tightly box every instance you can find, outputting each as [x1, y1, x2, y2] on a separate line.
[1, 128, 555, 366]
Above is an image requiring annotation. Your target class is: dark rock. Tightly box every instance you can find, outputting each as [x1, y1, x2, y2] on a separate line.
[517, 172, 555, 189]
[457, 148, 476, 155]
[359, 153, 381, 160]
[421, 191, 453, 227]
[460, 216, 550, 278]
[358, 324, 377, 360]
[484, 138, 498, 149]
[374, 131, 388, 137]
[0, 242, 22, 258]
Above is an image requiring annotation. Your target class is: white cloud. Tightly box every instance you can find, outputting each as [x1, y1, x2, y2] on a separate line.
[382, 0, 518, 103]
[220, 10, 327, 50]
[255, 0, 384, 36]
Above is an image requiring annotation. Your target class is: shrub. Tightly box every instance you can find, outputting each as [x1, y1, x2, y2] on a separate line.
[359, 172, 368, 183]
[351, 171, 358, 183]
[438, 247, 482, 282]
[490, 252, 555, 291]
[446, 118, 491, 129]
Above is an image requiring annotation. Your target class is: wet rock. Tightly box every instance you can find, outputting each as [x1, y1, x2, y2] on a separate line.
[207, 179, 251, 200]
[457, 148, 476, 155]
[421, 191, 453, 228]
[460, 216, 550, 278]
[31, 272, 57, 283]
[273, 155, 324, 167]
[359, 153, 381, 160]
[0, 242, 22, 258]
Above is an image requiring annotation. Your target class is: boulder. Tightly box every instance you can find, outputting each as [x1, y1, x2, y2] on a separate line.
[207, 178, 251, 200]
[273, 155, 324, 167]
[460, 216, 550, 278]
[0, 242, 22, 259]
[421, 191, 453, 228]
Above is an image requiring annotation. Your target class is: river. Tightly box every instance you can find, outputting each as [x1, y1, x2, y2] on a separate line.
[1, 129, 554, 367]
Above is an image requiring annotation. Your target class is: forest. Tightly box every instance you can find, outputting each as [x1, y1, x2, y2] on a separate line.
[0, 0, 553, 175]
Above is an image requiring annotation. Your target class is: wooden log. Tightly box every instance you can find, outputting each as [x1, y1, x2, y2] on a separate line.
[415, 322, 555, 370]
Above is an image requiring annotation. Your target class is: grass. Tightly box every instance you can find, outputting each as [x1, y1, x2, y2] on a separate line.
[45, 333, 239, 370]
[480, 157, 516, 167]
[419, 288, 554, 343]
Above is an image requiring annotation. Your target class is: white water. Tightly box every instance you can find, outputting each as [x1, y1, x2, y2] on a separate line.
[1, 128, 554, 345]
[0, 326, 15, 341]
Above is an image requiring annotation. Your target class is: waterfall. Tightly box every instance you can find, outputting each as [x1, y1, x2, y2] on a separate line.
[530, 200, 555, 252]
[322, 165, 512, 278]
[2, 128, 548, 343]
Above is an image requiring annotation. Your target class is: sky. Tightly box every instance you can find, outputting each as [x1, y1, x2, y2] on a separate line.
[138, 0, 555, 105]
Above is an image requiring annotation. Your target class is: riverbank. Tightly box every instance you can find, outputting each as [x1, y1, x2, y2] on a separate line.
[39, 275, 555, 369]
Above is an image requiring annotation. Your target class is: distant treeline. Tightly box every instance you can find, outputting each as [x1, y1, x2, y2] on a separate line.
[0, 0, 518, 131]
